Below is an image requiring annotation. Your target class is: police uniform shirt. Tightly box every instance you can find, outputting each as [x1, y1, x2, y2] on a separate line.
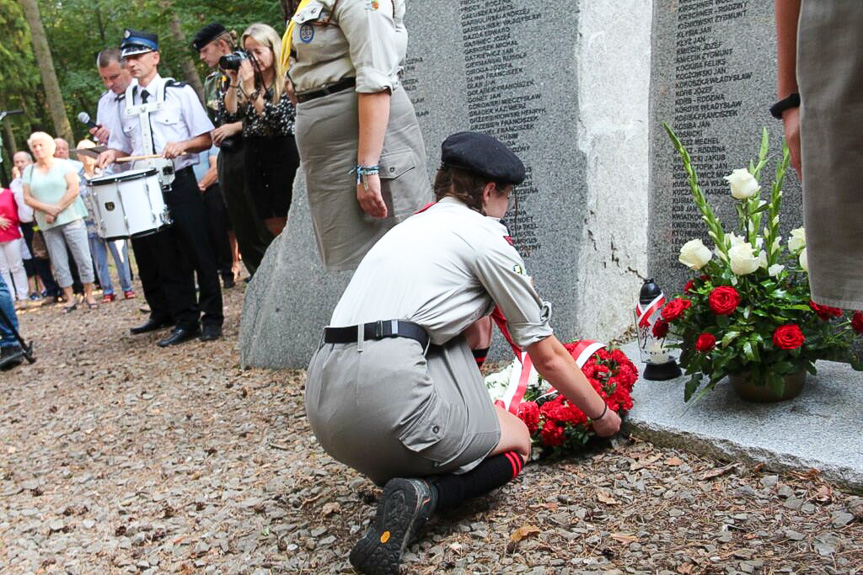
[107, 74, 214, 171]
[330, 197, 553, 348]
[289, 0, 408, 95]
[96, 89, 125, 143]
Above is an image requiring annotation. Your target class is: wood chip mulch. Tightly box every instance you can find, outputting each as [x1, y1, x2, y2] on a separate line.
[1, 282, 861, 574]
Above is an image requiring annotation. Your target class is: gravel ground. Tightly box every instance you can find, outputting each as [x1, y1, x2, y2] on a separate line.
[1, 282, 861, 574]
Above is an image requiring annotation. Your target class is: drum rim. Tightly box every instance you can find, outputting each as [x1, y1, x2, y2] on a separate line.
[89, 168, 158, 184]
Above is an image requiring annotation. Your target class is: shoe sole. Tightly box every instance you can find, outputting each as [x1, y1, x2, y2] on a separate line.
[349, 479, 430, 575]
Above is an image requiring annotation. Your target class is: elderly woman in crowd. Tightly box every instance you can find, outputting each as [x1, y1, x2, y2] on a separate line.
[22, 132, 98, 312]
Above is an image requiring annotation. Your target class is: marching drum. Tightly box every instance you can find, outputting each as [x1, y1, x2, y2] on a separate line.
[87, 168, 172, 240]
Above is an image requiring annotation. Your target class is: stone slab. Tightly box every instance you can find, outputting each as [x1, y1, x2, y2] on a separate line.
[621, 342, 863, 491]
[241, 2, 653, 368]
[648, 0, 803, 294]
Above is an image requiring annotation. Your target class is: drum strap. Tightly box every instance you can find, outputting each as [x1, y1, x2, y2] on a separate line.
[124, 79, 170, 156]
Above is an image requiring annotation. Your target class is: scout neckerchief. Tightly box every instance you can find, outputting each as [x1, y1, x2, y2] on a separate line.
[280, 0, 341, 70]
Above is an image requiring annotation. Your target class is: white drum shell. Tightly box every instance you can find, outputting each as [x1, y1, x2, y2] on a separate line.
[88, 169, 171, 240]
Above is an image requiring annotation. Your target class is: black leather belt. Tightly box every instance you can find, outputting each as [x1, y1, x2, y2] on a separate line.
[296, 77, 357, 103]
[323, 320, 429, 349]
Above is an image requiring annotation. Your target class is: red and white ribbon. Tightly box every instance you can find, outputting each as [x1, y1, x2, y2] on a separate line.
[494, 339, 606, 414]
[636, 294, 666, 328]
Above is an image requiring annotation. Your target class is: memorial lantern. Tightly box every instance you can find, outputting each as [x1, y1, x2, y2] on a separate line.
[635, 278, 682, 380]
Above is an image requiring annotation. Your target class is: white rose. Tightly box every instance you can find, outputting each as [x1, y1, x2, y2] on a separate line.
[768, 264, 785, 277]
[728, 242, 760, 275]
[724, 168, 760, 200]
[679, 239, 713, 270]
[788, 227, 806, 253]
[799, 247, 808, 272]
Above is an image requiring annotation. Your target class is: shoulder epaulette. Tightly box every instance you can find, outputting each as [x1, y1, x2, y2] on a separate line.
[165, 79, 188, 88]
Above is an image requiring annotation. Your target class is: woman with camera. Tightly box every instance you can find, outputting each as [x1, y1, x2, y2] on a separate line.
[282, 0, 433, 271]
[221, 23, 298, 238]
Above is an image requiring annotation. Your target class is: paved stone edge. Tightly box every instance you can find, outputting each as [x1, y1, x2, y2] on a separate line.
[624, 419, 863, 494]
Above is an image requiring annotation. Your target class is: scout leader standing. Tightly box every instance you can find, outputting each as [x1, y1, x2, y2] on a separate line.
[98, 29, 224, 346]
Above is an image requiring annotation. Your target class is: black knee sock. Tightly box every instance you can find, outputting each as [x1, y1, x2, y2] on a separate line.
[472, 347, 490, 369]
[430, 451, 524, 511]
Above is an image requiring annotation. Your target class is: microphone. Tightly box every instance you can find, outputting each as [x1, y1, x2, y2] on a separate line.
[77, 112, 99, 130]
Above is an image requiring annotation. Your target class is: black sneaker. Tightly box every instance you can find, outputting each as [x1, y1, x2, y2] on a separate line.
[0, 345, 24, 371]
[349, 478, 436, 575]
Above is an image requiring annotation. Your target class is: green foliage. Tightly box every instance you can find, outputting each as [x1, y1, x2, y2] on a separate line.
[1, 0, 283, 148]
[663, 126, 863, 402]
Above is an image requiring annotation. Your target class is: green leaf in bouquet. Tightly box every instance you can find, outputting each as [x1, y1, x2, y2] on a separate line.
[750, 202, 771, 215]
[767, 371, 785, 396]
[716, 314, 731, 329]
[743, 341, 759, 363]
[773, 361, 795, 375]
[684, 372, 703, 402]
[721, 331, 740, 347]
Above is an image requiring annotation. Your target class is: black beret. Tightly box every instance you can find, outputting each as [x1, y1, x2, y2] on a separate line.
[440, 131, 526, 186]
[192, 22, 227, 51]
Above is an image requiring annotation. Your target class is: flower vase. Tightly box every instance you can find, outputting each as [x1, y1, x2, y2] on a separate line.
[728, 370, 806, 403]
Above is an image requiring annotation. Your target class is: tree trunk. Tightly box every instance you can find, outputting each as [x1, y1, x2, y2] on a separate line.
[2, 118, 19, 155]
[169, 13, 205, 103]
[18, 0, 73, 142]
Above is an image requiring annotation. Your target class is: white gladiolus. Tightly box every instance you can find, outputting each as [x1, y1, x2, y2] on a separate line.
[728, 242, 760, 275]
[768, 264, 785, 277]
[727, 232, 746, 248]
[724, 168, 760, 200]
[788, 227, 806, 253]
[758, 250, 768, 269]
[799, 248, 809, 272]
[679, 239, 713, 270]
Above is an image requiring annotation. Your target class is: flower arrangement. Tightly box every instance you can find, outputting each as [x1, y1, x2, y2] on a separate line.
[486, 342, 638, 457]
[662, 124, 863, 401]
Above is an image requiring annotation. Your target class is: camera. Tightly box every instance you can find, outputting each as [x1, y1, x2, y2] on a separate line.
[219, 50, 249, 71]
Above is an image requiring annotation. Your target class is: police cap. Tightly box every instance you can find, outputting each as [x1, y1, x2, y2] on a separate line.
[192, 22, 226, 51]
[440, 131, 525, 186]
[120, 29, 158, 58]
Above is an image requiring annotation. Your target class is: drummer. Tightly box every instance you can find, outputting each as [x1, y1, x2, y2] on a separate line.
[97, 29, 224, 346]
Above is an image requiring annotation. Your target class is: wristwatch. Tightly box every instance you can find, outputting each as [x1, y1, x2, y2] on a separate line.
[770, 93, 800, 119]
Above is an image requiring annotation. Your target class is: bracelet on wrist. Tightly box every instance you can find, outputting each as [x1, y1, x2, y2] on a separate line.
[351, 164, 381, 189]
[591, 403, 609, 421]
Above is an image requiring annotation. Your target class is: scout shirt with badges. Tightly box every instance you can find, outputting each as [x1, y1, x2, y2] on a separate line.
[330, 197, 552, 348]
[288, 0, 408, 95]
[107, 74, 214, 170]
[307, 198, 552, 483]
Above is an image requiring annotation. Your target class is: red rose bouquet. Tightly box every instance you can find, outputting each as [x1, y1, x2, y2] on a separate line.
[664, 125, 863, 401]
[514, 343, 638, 457]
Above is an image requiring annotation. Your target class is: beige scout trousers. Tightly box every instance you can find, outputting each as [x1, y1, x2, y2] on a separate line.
[305, 336, 500, 486]
[295, 87, 433, 272]
[798, 1, 863, 309]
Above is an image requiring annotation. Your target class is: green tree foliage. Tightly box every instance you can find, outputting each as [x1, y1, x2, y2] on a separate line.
[1, 0, 284, 149]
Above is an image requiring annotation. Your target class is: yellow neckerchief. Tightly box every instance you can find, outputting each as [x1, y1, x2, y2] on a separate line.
[280, 0, 314, 71]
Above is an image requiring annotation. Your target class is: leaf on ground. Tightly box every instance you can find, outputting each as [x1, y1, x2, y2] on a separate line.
[664, 456, 684, 466]
[610, 533, 638, 544]
[630, 454, 662, 471]
[510, 524, 541, 542]
[596, 489, 620, 505]
[677, 563, 695, 574]
[321, 502, 341, 516]
[812, 485, 832, 504]
[699, 463, 738, 481]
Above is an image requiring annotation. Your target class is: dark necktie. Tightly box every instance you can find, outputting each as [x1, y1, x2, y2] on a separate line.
[139, 89, 156, 153]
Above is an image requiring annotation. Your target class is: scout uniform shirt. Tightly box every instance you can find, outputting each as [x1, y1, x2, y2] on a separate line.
[330, 197, 553, 348]
[107, 75, 214, 171]
[289, 0, 408, 95]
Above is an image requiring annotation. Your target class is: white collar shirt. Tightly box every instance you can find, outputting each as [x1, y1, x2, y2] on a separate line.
[107, 74, 214, 171]
[330, 197, 553, 348]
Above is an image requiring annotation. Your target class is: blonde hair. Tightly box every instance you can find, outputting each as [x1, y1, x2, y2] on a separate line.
[27, 132, 56, 155]
[241, 23, 286, 102]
